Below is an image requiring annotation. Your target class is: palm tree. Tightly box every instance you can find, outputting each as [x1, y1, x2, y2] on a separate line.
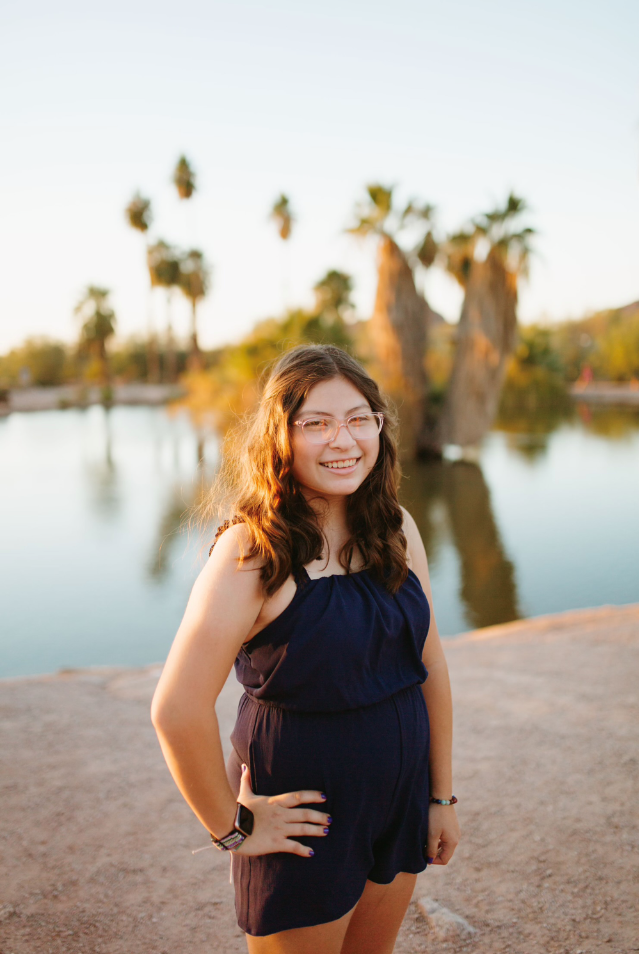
[270, 193, 293, 240]
[348, 184, 439, 457]
[124, 191, 159, 383]
[270, 194, 294, 310]
[173, 156, 196, 199]
[147, 241, 181, 382]
[441, 192, 534, 447]
[177, 249, 211, 371]
[75, 286, 116, 389]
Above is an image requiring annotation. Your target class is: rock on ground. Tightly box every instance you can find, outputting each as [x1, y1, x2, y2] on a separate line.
[1, 604, 637, 954]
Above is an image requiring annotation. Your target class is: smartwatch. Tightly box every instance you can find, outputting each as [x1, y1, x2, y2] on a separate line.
[210, 802, 255, 852]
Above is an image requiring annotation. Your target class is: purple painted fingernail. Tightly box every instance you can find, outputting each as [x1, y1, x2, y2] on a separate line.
[326, 816, 333, 824]
[323, 827, 330, 834]
[427, 856, 434, 864]
[320, 793, 327, 800]
[309, 849, 315, 857]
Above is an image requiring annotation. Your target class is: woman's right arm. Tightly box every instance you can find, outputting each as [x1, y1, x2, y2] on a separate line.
[151, 524, 263, 838]
[151, 525, 330, 856]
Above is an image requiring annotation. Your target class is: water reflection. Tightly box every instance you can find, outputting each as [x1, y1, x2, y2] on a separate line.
[84, 406, 120, 518]
[575, 404, 639, 439]
[3, 404, 637, 678]
[147, 464, 214, 581]
[401, 459, 521, 630]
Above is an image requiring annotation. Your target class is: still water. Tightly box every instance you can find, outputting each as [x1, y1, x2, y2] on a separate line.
[1, 404, 637, 678]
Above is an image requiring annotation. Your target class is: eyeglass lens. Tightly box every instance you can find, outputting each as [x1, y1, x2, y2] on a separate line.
[301, 414, 382, 444]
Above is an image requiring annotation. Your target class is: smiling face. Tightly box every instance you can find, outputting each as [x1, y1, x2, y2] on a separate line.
[290, 375, 380, 501]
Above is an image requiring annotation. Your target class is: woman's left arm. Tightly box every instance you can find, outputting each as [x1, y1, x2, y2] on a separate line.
[402, 507, 461, 866]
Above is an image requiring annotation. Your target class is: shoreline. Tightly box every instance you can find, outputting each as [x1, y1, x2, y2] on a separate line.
[0, 382, 185, 414]
[1, 603, 638, 953]
[2, 381, 639, 417]
[2, 601, 637, 685]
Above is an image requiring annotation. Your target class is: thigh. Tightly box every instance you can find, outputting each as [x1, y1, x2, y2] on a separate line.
[245, 906, 356, 954]
[340, 872, 417, 954]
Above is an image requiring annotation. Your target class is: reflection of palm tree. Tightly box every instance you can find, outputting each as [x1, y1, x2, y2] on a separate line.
[147, 484, 190, 580]
[443, 461, 521, 629]
[401, 458, 521, 630]
[75, 286, 116, 388]
[125, 191, 159, 383]
[442, 193, 534, 447]
[85, 405, 120, 518]
[147, 461, 215, 580]
[177, 249, 211, 371]
[147, 241, 180, 383]
[348, 185, 438, 457]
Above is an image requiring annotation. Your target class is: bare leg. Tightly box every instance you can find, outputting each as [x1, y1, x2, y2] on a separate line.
[246, 906, 355, 954]
[341, 873, 417, 954]
[244, 873, 416, 954]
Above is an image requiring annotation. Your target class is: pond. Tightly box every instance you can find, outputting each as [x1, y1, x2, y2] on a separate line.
[1, 403, 637, 678]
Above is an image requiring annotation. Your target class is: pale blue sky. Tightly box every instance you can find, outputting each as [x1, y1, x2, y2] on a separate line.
[1, 0, 637, 352]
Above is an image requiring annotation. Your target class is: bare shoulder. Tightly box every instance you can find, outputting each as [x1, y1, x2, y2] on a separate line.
[194, 521, 264, 602]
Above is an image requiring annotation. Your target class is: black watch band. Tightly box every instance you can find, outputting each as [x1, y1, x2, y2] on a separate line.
[210, 802, 255, 852]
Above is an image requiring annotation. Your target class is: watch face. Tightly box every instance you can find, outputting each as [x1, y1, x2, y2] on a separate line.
[235, 802, 255, 837]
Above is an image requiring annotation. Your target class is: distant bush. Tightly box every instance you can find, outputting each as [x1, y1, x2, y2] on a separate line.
[499, 326, 571, 414]
[554, 303, 639, 382]
[0, 338, 74, 387]
[176, 308, 355, 434]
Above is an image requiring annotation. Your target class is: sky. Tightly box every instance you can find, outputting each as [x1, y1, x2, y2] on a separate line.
[0, 0, 638, 353]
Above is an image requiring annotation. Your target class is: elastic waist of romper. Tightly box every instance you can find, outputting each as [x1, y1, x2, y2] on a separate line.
[241, 682, 423, 715]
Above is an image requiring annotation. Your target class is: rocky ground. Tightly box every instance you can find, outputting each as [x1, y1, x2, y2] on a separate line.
[1, 604, 637, 954]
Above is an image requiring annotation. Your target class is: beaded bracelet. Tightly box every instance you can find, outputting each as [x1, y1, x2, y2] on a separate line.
[429, 795, 458, 806]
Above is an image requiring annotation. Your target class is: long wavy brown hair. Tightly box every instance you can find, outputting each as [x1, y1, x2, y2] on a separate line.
[201, 344, 408, 595]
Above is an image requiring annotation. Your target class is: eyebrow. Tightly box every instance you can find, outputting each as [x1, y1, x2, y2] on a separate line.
[298, 404, 371, 416]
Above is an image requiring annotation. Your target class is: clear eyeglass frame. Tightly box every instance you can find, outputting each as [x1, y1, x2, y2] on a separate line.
[292, 412, 384, 445]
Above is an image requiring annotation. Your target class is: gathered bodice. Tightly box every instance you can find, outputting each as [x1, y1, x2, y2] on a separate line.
[234, 565, 430, 712]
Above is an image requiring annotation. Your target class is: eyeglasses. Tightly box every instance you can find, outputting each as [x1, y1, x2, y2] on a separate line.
[292, 412, 384, 445]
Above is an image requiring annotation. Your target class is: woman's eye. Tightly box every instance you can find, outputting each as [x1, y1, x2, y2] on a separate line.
[304, 419, 329, 429]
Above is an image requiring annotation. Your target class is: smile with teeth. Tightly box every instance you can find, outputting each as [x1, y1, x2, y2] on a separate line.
[320, 458, 359, 469]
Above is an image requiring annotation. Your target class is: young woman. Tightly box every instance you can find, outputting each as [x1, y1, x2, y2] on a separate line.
[151, 345, 460, 953]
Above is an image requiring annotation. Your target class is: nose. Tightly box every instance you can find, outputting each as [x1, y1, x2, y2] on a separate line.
[328, 421, 358, 449]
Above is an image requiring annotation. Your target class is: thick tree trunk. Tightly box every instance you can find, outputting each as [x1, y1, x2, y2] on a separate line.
[441, 250, 518, 447]
[370, 236, 438, 457]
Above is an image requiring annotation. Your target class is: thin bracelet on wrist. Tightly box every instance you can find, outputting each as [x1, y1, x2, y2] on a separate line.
[429, 795, 458, 806]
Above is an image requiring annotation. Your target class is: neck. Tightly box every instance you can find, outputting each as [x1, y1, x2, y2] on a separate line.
[304, 491, 349, 535]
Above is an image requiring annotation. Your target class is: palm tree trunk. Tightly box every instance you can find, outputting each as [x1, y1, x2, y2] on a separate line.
[188, 298, 203, 372]
[98, 338, 111, 388]
[146, 263, 160, 384]
[441, 250, 518, 447]
[369, 236, 437, 458]
[165, 290, 177, 383]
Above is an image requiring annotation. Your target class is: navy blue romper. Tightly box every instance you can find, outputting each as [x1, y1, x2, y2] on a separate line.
[226, 563, 431, 937]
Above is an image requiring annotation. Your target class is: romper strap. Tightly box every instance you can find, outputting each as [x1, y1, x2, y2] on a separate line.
[292, 564, 311, 588]
[208, 516, 244, 557]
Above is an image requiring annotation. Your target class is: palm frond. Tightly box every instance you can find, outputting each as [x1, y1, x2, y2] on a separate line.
[173, 156, 196, 200]
[125, 192, 152, 233]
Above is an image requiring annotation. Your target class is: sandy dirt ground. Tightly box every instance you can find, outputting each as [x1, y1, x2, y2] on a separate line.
[1, 604, 637, 954]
